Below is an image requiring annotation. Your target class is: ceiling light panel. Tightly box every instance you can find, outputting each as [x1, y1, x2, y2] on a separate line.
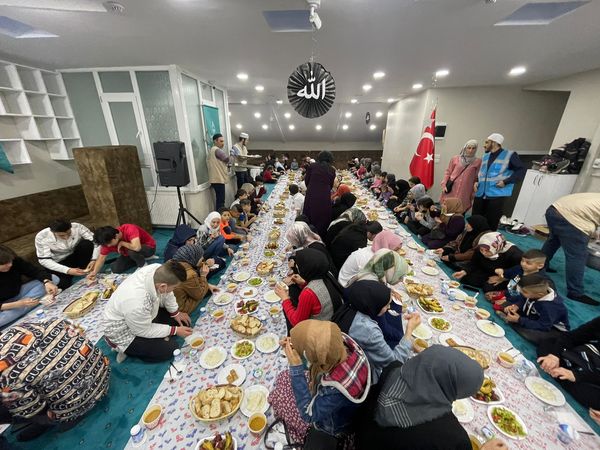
[496, 2, 589, 26]
[373, 71, 385, 79]
[0, 0, 106, 12]
[509, 66, 527, 76]
[237, 73, 248, 80]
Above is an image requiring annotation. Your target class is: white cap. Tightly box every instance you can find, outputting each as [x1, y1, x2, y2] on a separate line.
[487, 133, 504, 145]
[240, 132, 249, 139]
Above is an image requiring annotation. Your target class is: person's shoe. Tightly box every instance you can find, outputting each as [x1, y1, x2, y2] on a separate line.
[16, 423, 52, 442]
[499, 215, 510, 226]
[116, 351, 127, 363]
[567, 294, 600, 306]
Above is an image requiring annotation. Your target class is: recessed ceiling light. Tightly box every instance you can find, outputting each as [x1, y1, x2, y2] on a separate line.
[228, 112, 231, 116]
[342, 124, 349, 130]
[373, 71, 386, 80]
[289, 124, 295, 130]
[370, 124, 377, 130]
[240, 100, 247, 105]
[254, 112, 261, 119]
[262, 124, 268, 130]
[509, 66, 527, 76]
[387, 98, 395, 103]
[435, 69, 450, 78]
[345, 112, 352, 118]
[350, 98, 358, 104]
[235, 123, 242, 129]
[255, 85, 264, 92]
[284, 112, 291, 119]
[362, 84, 372, 92]
[315, 124, 322, 131]
[276, 99, 283, 104]
[375, 111, 383, 118]
[236, 73, 248, 81]
[412, 83, 423, 90]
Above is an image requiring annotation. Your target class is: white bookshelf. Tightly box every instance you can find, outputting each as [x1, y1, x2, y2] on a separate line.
[0, 60, 81, 164]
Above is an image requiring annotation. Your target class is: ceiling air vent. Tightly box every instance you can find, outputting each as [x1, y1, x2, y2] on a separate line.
[103, 1, 125, 14]
[263, 10, 313, 32]
[495, 1, 589, 26]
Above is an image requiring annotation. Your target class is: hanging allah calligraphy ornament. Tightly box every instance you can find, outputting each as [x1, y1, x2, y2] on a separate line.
[287, 62, 336, 118]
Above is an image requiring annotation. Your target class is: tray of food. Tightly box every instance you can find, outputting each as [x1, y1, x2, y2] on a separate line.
[257, 262, 275, 276]
[190, 385, 243, 422]
[63, 291, 100, 319]
[417, 296, 444, 314]
[454, 346, 492, 370]
[405, 283, 434, 298]
[230, 314, 262, 337]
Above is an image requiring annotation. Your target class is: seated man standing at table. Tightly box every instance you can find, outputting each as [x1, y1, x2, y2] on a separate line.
[87, 224, 156, 278]
[103, 261, 192, 363]
[0, 245, 59, 329]
[35, 218, 100, 289]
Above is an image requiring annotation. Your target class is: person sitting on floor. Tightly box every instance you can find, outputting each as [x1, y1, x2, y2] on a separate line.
[331, 183, 351, 202]
[331, 192, 357, 221]
[435, 215, 490, 270]
[290, 158, 299, 171]
[289, 183, 305, 216]
[217, 207, 245, 244]
[230, 188, 248, 208]
[404, 196, 436, 236]
[171, 239, 220, 313]
[228, 205, 248, 235]
[254, 175, 267, 199]
[452, 231, 523, 288]
[197, 212, 234, 259]
[421, 198, 465, 249]
[0, 318, 110, 442]
[0, 245, 59, 330]
[262, 165, 277, 183]
[330, 220, 382, 270]
[282, 320, 370, 449]
[34, 219, 99, 289]
[239, 199, 257, 227]
[164, 224, 226, 275]
[537, 316, 600, 410]
[325, 208, 366, 250]
[385, 179, 411, 212]
[499, 273, 570, 345]
[333, 280, 421, 384]
[103, 261, 192, 363]
[394, 183, 427, 220]
[276, 248, 343, 327]
[87, 224, 156, 279]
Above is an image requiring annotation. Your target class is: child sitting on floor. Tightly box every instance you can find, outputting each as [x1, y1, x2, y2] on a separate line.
[262, 165, 277, 183]
[230, 188, 248, 208]
[289, 184, 305, 216]
[240, 199, 257, 228]
[228, 205, 248, 235]
[218, 207, 245, 244]
[498, 273, 570, 345]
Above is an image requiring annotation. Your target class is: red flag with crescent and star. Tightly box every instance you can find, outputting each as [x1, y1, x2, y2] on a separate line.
[409, 107, 436, 189]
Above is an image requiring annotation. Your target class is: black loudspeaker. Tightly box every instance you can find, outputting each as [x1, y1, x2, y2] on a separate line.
[153, 141, 190, 187]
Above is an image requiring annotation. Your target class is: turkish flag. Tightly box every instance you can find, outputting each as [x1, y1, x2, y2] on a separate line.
[409, 108, 436, 189]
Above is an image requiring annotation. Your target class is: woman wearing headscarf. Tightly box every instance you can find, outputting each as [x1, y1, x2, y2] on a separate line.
[331, 192, 357, 220]
[392, 183, 427, 219]
[285, 222, 337, 276]
[350, 249, 411, 348]
[404, 196, 436, 236]
[331, 183, 351, 201]
[325, 207, 366, 250]
[435, 215, 490, 269]
[338, 230, 403, 288]
[303, 151, 337, 237]
[356, 346, 485, 450]
[196, 212, 234, 259]
[440, 139, 482, 213]
[386, 179, 411, 211]
[283, 320, 371, 449]
[421, 198, 465, 249]
[171, 235, 220, 313]
[275, 248, 343, 327]
[333, 281, 421, 384]
[453, 231, 523, 287]
[330, 220, 381, 270]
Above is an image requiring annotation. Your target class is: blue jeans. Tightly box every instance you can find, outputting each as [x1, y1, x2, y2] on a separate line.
[211, 183, 225, 210]
[0, 274, 60, 329]
[204, 236, 227, 259]
[542, 206, 590, 298]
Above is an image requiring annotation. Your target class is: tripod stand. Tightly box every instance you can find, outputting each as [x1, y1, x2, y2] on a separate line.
[175, 186, 202, 227]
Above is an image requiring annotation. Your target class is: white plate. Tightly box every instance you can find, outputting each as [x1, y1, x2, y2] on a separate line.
[214, 293, 234, 306]
[217, 363, 247, 386]
[240, 385, 270, 417]
[386, 223, 398, 229]
[448, 288, 468, 301]
[452, 398, 475, 423]
[407, 241, 419, 250]
[487, 405, 528, 440]
[421, 266, 439, 276]
[263, 290, 280, 303]
[417, 298, 445, 315]
[195, 435, 238, 450]
[471, 385, 505, 405]
[428, 316, 452, 332]
[391, 289, 409, 306]
[232, 271, 251, 282]
[240, 287, 258, 299]
[199, 346, 227, 370]
[231, 339, 255, 360]
[524, 376, 566, 407]
[256, 333, 280, 353]
[247, 277, 264, 287]
[412, 324, 433, 340]
[438, 333, 465, 347]
[476, 320, 505, 338]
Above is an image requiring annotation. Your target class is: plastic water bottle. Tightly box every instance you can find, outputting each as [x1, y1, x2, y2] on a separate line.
[557, 423, 578, 444]
[172, 349, 182, 363]
[440, 280, 449, 296]
[130, 424, 145, 445]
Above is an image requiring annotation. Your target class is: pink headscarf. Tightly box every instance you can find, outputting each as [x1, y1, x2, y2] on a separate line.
[371, 230, 403, 252]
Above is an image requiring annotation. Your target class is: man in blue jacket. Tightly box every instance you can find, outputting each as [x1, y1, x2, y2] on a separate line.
[473, 133, 526, 230]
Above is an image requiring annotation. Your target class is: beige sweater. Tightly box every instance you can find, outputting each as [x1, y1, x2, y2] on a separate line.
[207, 145, 230, 184]
[553, 193, 600, 236]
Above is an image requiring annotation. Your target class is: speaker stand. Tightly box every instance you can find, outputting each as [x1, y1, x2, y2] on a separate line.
[175, 186, 202, 227]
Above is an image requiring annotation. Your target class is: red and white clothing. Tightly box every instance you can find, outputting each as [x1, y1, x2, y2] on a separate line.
[282, 280, 335, 326]
[99, 224, 156, 257]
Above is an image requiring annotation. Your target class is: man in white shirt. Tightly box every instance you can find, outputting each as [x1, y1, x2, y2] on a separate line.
[103, 261, 192, 363]
[231, 132, 251, 188]
[289, 184, 305, 216]
[35, 219, 99, 289]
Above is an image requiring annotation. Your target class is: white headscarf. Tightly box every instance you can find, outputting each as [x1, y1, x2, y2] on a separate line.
[204, 212, 221, 232]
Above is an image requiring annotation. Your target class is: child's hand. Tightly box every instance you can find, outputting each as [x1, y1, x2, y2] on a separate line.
[487, 275, 503, 286]
[200, 264, 210, 276]
[504, 304, 519, 314]
[589, 409, 600, 426]
[453, 270, 466, 280]
[403, 312, 421, 336]
[537, 354, 560, 372]
[494, 268, 504, 277]
[550, 367, 575, 382]
[505, 310, 520, 323]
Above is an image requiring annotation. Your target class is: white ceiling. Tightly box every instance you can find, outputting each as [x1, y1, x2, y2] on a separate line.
[1, 0, 600, 142]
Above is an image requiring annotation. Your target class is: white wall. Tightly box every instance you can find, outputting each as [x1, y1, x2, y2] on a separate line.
[184, 176, 237, 222]
[528, 69, 600, 193]
[382, 86, 568, 200]
[247, 141, 383, 152]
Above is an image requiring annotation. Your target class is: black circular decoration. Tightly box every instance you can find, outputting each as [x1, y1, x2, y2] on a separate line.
[287, 62, 336, 118]
[365, 112, 371, 125]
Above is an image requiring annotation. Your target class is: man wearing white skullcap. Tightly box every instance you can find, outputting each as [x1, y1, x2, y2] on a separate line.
[473, 133, 526, 230]
[231, 132, 251, 188]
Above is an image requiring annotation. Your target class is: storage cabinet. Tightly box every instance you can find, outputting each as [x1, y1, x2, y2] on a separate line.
[511, 169, 578, 227]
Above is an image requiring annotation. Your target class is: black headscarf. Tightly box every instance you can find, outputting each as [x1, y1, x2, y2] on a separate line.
[395, 180, 410, 203]
[332, 192, 357, 220]
[333, 280, 391, 333]
[294, 248, 343, 311]
[459, 215, 490, 253]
